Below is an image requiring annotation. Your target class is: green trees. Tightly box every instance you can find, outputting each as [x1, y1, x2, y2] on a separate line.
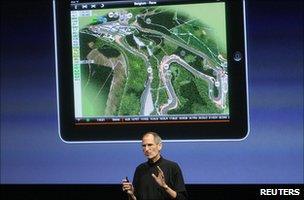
[119, 93, 140, 115]
[168, 64, 221, 114]
[118, 51, 147, 115]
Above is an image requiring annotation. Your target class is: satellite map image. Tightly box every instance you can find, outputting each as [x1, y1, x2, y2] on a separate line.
[71, 3, 229, 117]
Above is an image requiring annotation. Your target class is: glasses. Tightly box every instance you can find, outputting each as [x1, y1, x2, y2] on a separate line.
[142, 143, 157, 149]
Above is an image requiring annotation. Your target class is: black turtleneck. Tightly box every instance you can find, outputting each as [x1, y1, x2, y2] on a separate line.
[132, 156, 188, 200]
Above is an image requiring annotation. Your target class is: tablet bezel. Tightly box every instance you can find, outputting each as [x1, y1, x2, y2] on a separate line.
[53, 0, 249, 142]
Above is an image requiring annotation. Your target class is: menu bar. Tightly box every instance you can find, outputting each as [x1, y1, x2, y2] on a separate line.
[75, 115, 230, 123]
[70, 0, 219, 10]
[71, 1, 159, 10]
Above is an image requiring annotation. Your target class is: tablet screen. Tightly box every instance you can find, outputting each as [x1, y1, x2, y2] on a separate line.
[70, 1, 229, 124]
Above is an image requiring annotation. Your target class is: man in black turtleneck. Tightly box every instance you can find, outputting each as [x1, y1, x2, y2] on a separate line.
[122, 132, 188, 200]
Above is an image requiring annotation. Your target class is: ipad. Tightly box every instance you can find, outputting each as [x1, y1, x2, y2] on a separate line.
[53, 0, 249, 142]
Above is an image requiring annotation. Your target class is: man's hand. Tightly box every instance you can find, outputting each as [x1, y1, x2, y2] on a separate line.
[152, 166, 177, 198]
[151, 166, 167, 188]
[122, 178, 134, 195]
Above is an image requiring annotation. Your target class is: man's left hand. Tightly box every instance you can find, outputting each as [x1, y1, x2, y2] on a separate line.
[152, 165, 167, 188]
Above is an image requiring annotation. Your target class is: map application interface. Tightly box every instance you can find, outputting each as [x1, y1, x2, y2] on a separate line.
[70, 1, 229, 124]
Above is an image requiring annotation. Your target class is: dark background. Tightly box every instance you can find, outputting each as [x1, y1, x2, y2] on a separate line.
[1, 0, 303, 198]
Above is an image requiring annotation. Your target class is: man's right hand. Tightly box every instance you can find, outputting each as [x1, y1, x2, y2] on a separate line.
[122, 179, 136, 199]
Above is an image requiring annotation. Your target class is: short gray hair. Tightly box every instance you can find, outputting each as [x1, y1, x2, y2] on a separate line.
[142, 132, 162, 144]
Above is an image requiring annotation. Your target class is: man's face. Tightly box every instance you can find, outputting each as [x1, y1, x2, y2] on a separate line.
[142, 134, 162, 160]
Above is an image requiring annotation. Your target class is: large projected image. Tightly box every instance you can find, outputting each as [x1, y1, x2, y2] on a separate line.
[71, 3, 228, 123]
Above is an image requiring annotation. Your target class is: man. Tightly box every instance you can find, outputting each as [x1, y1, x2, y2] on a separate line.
[122, 132, 188, 200]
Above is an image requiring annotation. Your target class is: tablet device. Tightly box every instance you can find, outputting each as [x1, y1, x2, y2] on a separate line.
[53, 0, 249, 142]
